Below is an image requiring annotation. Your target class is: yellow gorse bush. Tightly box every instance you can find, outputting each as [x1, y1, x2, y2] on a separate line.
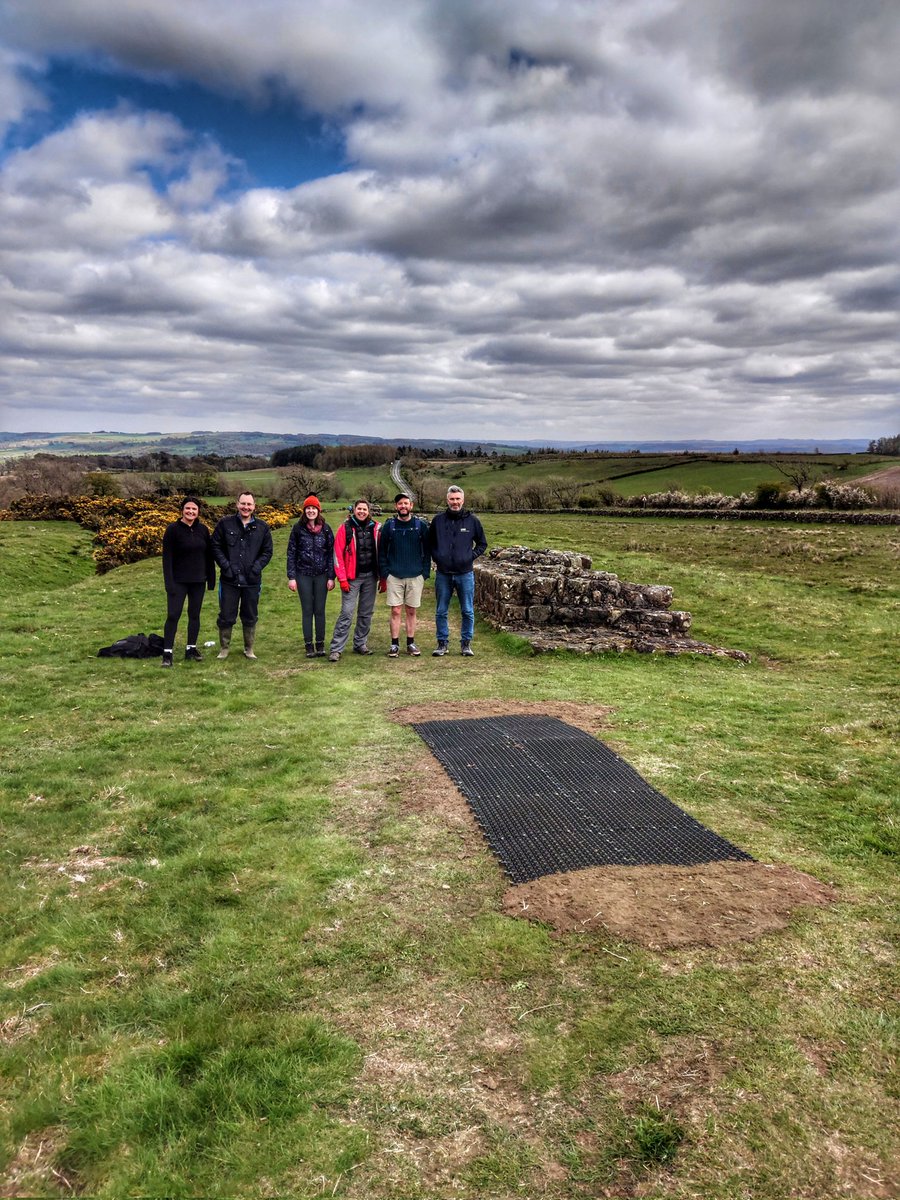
[0, 492, 302, 573]
[93, 507, 179, 574]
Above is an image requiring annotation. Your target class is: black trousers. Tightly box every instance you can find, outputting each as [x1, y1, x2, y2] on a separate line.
[164, 582, 206, 650]
[218, 580, 260, 629]
[296, 574, 328, 643]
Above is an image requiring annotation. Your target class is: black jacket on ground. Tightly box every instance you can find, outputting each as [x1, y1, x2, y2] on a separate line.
[162, 520, 216, 591]
[427, 508, 487, 575]
[211, 514, 273, 587]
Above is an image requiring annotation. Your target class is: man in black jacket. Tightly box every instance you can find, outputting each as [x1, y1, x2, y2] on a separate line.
[427, 485, 487, 657]
[211, 493, 273, 660]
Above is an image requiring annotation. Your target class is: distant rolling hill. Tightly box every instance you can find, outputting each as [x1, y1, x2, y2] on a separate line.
[0, 430, 877, 459]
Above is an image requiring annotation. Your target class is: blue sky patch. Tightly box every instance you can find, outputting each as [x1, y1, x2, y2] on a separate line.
[7, 58, 347, 189]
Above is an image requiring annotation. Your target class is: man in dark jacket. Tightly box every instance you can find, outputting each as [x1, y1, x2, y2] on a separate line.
[211, 492, 273, 660]
[427, 485, 487, 657]
[379, 492, 430, 657]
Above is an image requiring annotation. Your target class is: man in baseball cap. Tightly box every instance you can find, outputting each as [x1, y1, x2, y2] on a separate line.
[378, 493, 430, 657]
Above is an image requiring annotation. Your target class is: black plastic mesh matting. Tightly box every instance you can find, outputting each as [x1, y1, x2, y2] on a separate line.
[412, 715, 753, 883]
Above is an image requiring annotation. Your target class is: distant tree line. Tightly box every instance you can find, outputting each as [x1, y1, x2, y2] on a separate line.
[0, 451, 266, 506]
[271, 443, 396, 470]
[868, 434, 900, 455]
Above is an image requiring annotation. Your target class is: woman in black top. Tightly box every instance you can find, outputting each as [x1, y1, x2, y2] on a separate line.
[161, 497, 216, 667]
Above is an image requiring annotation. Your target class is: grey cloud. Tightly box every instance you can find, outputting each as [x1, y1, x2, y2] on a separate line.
[648, 0, 900, 102]
[1, 1, 898, 440]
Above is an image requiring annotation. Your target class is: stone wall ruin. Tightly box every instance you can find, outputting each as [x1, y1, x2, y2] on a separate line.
[474, 546, 749, 661]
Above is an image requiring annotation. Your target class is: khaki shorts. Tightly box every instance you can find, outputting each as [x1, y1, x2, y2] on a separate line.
[385, 575, 425, 607]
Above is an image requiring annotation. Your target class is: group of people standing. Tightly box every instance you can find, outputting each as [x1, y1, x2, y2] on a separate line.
[160, 485, 487, 666]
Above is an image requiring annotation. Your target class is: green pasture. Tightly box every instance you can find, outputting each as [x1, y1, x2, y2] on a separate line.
[204, 465, 394, 505]
[109, 453, 892, 509]
[0, 517, 897, 1198]
[421, 453, 888, 499]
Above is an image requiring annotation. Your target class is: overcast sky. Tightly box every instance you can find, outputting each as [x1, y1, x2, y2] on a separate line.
[0, 0, 897, 442]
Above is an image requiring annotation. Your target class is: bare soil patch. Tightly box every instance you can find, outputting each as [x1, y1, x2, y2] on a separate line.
[0, 1127, 69, 1198]
[393, 705, 835, 948]
[854, 463, 900, 505]
[854, 464, 900, 487]
[391, 698, 614, 735]
[503, 862, 836, 948]
[23, 845, 126, 882]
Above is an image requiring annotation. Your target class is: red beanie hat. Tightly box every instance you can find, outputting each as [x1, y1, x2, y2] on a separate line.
[303, 495, 321, 512]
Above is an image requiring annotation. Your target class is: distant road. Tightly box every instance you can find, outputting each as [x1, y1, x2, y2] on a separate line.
[390, 459, 414, 502]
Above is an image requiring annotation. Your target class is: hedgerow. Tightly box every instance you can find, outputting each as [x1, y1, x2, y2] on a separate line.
[0, 494, 303, 573]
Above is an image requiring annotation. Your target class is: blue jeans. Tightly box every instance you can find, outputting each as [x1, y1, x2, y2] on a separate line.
[434, 571, 475, 643]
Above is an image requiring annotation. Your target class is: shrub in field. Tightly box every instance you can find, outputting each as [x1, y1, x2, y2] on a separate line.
[256, 504, 297, 530]
[1, 491, 302, 572]
[579, 486, 618, 508]
[1, 493, 79, 521]
[624, 489, 742, 510]
[812, 481, 876, 509]
[754, 481, 792, 508]
[83, 470, 121, 497]
[94, 500, 299, 570]
[94, 506, 178, 574]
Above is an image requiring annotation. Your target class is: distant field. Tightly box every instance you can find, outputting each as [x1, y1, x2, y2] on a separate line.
[99, 452, 894, 508]
[212, 465, 397, 506]
[423, 454, 889, 499]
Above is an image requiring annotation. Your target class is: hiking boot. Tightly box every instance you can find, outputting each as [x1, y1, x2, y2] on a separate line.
[161, 651, 173, 668]
[352, 645, 373, 655]
[184, 646, 203, 662]
[242, 623, 258, 660]
[217, 625, 233, 659]
[432, 641, 449, 657]
[406, 643, 421, 656]
[315, 642, 326, 657]
[387, 643, 400, 657]
[329, 649, 341, 662]
[305, 642, 316, 659]
[460, 641, 475, 656]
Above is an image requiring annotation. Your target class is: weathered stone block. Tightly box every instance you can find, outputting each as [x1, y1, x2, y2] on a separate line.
[497, 577, 525, 604]
[527, 605, 552, 625]
[473, 545, 747, 660]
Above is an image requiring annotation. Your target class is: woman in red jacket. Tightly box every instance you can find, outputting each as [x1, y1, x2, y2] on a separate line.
[328, 499, 381, 661]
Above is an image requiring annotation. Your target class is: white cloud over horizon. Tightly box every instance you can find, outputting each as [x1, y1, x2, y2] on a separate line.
[0, 0, 897, 441]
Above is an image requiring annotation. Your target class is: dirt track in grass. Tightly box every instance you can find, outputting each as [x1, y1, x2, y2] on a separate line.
[392, 701, 836, 948]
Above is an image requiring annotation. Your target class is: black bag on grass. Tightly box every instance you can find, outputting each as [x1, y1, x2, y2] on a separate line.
[97, 633, 165, 659]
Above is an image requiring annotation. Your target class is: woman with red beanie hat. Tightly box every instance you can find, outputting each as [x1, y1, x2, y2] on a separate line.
[286, 496, 335, 657]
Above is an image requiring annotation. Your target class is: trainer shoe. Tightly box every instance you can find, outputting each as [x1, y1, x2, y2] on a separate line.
[352, 646, 373, 655]
[184, 647, 203, 662]
[406, 643, 421, 656]
[461, 641, 475, 656]
[160, 652, 173, 668]
[432, 641, 448, 657]
[387, 643, 400, 657]
[329, 650, 341, 662]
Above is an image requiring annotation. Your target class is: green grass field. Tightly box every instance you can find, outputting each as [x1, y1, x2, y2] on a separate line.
[117, 453, 893, 511]
[422, 454, 889, 500]
[1, 517, 897, 1197]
